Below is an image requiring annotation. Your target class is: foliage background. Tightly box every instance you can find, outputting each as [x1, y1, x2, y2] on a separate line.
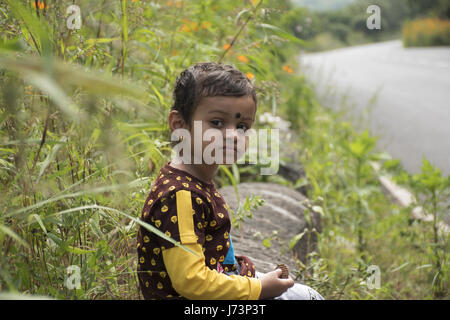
[0, 0, 448, 299]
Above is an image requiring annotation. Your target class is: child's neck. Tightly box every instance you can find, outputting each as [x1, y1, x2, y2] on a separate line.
[169, 161, 218, 185]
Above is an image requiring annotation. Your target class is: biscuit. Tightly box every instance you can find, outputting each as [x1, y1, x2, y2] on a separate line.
[275, 264, 289, 279]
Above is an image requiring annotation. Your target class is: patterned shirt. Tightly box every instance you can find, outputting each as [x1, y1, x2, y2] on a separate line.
[136, 162, 256, 300]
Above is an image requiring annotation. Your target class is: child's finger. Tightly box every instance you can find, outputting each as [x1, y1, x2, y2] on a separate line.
[274, 268, 283, 278]
[282, 277, 295, 288]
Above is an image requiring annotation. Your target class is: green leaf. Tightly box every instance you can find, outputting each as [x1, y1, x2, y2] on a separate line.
[289, 229, 308, 250]
[37, 136, 68, 182]
[66, 246, 95, 255]
[262, 237, 272, 248]
[0, 225, 29, 248]
[258, 23, 308, 46]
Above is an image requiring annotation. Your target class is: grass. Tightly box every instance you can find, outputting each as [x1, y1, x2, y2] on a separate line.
[0, 0, 448, 300]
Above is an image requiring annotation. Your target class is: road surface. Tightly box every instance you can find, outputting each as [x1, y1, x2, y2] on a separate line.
[299, 40, 450, 175]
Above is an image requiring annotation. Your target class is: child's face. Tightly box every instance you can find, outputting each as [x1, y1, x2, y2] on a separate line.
[187, 95, 256, 165]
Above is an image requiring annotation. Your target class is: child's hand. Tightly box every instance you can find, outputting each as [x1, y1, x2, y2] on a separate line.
[258, 268, 295, 299]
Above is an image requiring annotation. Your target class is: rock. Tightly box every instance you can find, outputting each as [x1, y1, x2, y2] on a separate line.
[219, 182, 322, 275]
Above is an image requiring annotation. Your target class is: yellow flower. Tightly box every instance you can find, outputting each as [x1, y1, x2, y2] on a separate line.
[282, 65, 294, 74]
[190, 21, 199, 31]
[201, 21, 212, 29]
[32, 1, 47, 10]
[223, 43, 231, 50]
[180, 24, 191, 33]
[246, 72, 254, 80]
[237, 55, 249, 63]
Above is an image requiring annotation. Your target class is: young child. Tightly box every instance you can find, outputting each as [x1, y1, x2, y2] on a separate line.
[136, 62, 324, 300]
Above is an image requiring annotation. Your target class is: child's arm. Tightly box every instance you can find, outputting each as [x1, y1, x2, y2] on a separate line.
[163, 243, 262, 300]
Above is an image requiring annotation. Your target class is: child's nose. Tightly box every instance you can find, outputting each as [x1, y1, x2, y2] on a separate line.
[224, 128, 241, 143]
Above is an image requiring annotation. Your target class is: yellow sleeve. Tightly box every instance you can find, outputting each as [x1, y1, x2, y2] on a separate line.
[162, 243, 262, 300]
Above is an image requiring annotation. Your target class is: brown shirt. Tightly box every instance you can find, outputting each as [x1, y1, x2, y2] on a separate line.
[136, 162, 255, 300]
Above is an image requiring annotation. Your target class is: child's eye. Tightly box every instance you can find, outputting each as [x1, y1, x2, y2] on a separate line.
[210, 120, 223, 127]
[237, 123, 249, 131]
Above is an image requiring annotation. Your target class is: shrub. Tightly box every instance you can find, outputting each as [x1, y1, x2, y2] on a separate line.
[402, 18, 450, 47]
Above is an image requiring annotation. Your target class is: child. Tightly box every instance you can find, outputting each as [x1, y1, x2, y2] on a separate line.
[136, 62, 324, 300]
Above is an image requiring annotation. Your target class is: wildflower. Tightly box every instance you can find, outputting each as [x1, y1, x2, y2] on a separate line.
[180, 24, 191, 33]
[200, 21, 212, 29]
[167, 0, 182, 7]
[237, 55, 249, 63]
[282, 65, 294, 73]
[32, 1, 47, 10]
[246, 72, 254, 80]
[190, 21, 199, 31]
[223, 43, 231, 50]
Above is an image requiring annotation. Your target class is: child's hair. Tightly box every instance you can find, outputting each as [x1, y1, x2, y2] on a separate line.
[171, 62, 257, 125]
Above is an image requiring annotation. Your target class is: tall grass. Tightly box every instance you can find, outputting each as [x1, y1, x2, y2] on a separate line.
[0, 0, 307, 299]
[1, 0, 448, 300]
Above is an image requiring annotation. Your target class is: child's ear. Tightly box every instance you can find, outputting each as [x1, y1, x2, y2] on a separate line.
[168, 110, 187, 132]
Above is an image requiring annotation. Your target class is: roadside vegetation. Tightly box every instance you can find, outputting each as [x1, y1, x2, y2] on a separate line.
[0, 0, 448, 300]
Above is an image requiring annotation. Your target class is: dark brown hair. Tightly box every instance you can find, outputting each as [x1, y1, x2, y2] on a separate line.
[171, 62, 257, 125]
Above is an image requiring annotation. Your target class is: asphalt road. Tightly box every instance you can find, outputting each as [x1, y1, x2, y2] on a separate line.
[299, 40, 450, 175]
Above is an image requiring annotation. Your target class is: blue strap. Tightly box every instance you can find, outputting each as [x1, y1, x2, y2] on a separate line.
[223, 235, 236, 265]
